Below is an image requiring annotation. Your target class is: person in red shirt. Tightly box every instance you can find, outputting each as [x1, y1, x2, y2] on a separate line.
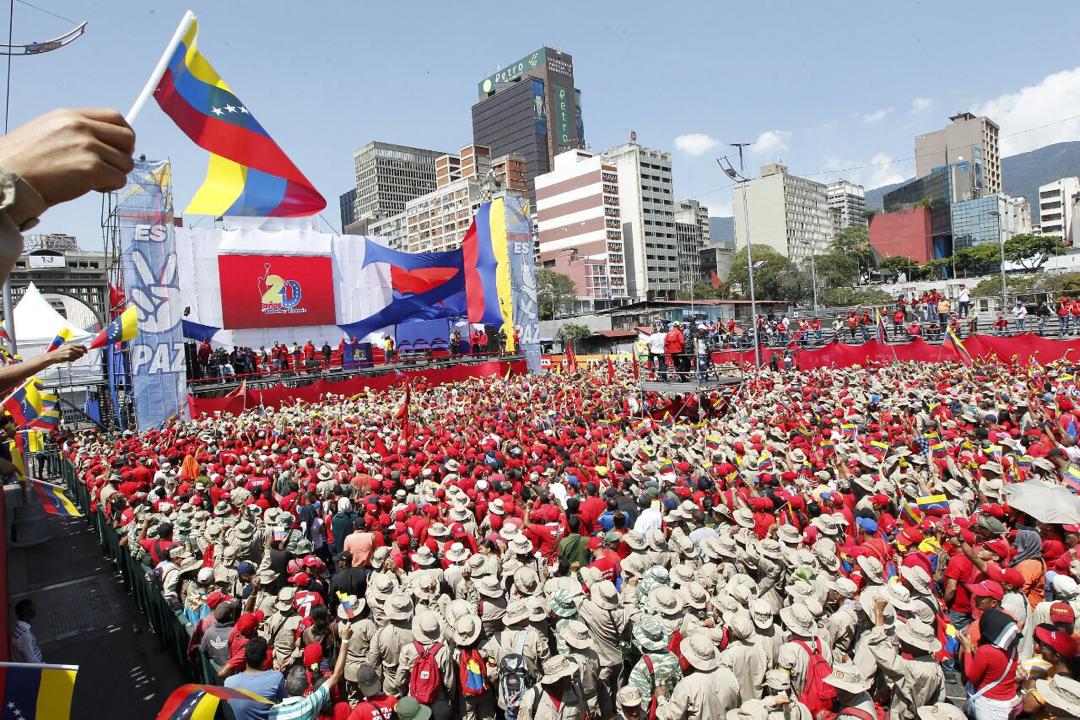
[522, 501, 565, 563]
[663, 323, 686, 380]
[577, 482, 606, 535]
[348, 664, 397, 720]
[958, 607, 1019, 715]
[588, 532, 623, 585]
[943, 530, 986, 631]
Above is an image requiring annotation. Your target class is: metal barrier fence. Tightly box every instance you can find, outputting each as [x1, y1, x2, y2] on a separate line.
[60, 460, 236, 718]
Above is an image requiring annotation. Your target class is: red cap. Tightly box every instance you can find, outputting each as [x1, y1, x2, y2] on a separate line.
[1050, 601, 1077, 625]
[966, 580, 1004, 601]
[1064, 524, 1080, 534]
[896, 528, 924, 548]
[587, 536, 603, 551]
[287, 572, 310, 586]
[206, 590, 233, 610]
[1036, 624, 1078, 658]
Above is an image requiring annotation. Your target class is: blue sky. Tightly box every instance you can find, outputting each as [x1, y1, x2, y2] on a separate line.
[10, 0, 1080, 246]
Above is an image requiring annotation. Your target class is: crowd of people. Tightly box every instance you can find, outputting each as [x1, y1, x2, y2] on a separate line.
[52, 352, 1080, 720]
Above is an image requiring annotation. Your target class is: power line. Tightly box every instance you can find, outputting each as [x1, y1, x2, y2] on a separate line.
[14, 0, 76, 25]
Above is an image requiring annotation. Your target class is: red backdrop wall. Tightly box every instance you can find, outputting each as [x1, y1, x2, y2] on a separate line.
[218, 254, 336, 329]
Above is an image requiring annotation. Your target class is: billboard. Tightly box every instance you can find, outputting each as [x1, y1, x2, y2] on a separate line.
[532, 78, 547, 135]
[555, 84, 573, 148]
[574, 89, 584, 143]
[117, 160, 189, 430]
[217, 254, 336, 329]
[478, 48, 545, 98]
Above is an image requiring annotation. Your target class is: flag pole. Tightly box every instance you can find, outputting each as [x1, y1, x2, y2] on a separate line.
[125, 10, 196, 124]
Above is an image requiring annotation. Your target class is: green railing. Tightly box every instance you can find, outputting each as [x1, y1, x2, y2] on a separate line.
[61, 460, 236, 718]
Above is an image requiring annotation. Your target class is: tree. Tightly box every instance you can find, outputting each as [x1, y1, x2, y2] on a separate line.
[816, 226, 874, 287]
[1036, 272, 1080, 296]
[537, 268, 576, 320]
[676, 282, 725, 300]
[727, 244, 808, 302]
[556, 323, 591, 344]
[953, 244, 1000, 277]
[1003, 233, 1064, 271]
[877, 255, 919, 281]
[971, 274, 1036, 299]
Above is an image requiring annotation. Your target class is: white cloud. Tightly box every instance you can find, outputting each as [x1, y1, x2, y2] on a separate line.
[673, 132, 719, 156]
[912, 97, 934, 113]
[974, 67, 1080, 155]
[822, 153, 908, 189]
[751, 130, 791, 159]
[861, 107, 894, 123]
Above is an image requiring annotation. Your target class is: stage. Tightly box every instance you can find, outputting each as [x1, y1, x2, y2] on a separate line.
[640, 374, 744, 395]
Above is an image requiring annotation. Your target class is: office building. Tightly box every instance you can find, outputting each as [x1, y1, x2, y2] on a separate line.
[675, 199, 710, 286]
[472, 47, 584, 201]
[352, 141, 447, 222]
[535, 149, 626, 310]
[602, 142, 678, 300]
[1038, 177, 1080, 244]
[700, 244, 736, 284]
[869, 208, 934, 263]
[883, 161, 981, 257]
[10, 234, 107, 325]
[339, 189, 357, 230]
[732, 163, 832, 262]
[371, 144, 528, 254]
[945, 193, 1030, 253]
[915, 112, 1001, 194]
[826, 180, 867, 234]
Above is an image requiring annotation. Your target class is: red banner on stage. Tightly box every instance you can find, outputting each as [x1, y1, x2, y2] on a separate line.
[218, 254, 335, 329]
[188, 360, 525, 416]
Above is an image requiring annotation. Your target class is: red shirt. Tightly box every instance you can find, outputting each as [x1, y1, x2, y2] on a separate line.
[589, 551, 622, 583]
[525, 522, 564, 559]
[348, 694, 397, 720]
[964, 644, 1017, 700]
[945, 553, 983, 614]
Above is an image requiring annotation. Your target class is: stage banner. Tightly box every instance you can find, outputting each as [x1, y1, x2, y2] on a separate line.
[504, 196, 541, 373]
[118, 160, 189, 430]
[217, 254, 336, 329]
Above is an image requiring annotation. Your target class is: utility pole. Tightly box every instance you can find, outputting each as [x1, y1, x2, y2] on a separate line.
[730, 143, 752, 174]
[719, 153, 761, 366]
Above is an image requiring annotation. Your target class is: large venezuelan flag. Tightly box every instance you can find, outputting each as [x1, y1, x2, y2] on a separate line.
[0, 661, 78, 719]
[151, 17, 325, 217]
[89, 306, 137, 350]
[462, 199, 515, 351]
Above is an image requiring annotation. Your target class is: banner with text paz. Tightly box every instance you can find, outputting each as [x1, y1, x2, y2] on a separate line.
[118, 160, 189, 430]
[217, 254, 336, 329]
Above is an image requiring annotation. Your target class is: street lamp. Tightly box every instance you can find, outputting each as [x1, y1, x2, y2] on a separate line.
[990, 209, 1006, 311]
[719, 156, 762, 366]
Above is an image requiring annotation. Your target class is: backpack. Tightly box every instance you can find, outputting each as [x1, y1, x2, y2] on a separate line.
[408, 641, 443, 704]
[499, 632, 533, 720]
[792, 638, 836, 717]
[458, 646, 488, 697]
[640, 654, 660, 720]
[667, 629, 690, 673]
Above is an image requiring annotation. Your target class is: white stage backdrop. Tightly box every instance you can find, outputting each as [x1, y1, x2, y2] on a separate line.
[175, 224, 393, 349]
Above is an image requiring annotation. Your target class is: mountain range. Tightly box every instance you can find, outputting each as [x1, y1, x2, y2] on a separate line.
[711, 141, 1080, 232]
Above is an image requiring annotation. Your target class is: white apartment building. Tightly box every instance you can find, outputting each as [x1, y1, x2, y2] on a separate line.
[732, 163, 833, 262]
[826, 180, 867, 234]
[1038, 177, 1080, 245]
[915, 113, 1001, 195]
[601, 142, 678, 300]
[674, 199, 709, 286]
[535, 149, 627, 308]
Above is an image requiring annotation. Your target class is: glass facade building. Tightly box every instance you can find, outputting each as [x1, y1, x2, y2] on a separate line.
[950, 196, 1002, 251]
[883, 161, 980, 247]
[472, 79, 551, 205]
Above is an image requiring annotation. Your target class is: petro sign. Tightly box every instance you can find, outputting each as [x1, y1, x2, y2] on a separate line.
[477, 49, 545, 98]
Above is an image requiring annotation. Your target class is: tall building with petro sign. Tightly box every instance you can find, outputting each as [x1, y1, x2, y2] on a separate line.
[472, 47, 585, 205]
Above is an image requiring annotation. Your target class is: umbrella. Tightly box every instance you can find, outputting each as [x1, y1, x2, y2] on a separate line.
[1001, 479, 1080, 524]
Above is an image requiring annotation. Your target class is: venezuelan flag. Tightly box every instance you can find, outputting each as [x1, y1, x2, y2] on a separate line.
[157, 683, 272, 720]
[658, 459, 675, 475]
[336, 592, 356, 620]
[869, 440, 889, 455]
[1065, 464, 1080, 493]
[900, 501, 923, 526]
[757, 451, 774, 471]
[930, 442, 947, 457]
[1016, 454, 1034, 469]
[2, 379, 44, 427]
[840, 423, 855, 436]
[89, 306, 137, 349]
[946, 328, 973, 365]
[32, 480, 81, 518]
[0, 662, 78, 719]
[706, 435, 721, 450]
[44, 327, 73, 353]
[462, 198, 516, 351]
[150, 16, 325, 217]
[916, 494, 950, 512]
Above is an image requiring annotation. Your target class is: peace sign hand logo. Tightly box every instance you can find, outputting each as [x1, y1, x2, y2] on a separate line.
[128, 249, 181, 334]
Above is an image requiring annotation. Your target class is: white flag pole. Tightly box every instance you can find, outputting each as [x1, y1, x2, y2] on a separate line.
[125, 10, 196, 125]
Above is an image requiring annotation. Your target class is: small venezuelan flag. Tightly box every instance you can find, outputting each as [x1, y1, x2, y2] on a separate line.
[916, 494, 950, 512]
[757, 451, 774, 471]
[869, 440, 889, 455]
[336, 592, 356, 619]
[1065, 464, 1080, 493]
[0, 661, 78, 720]
[706, 435, 721, 450]
[900, 501, 924, 526]
[930, 442, 947, 457]
[658, 459, 675, 475]
[840, 423, 855, 436]
[2, 379, 44, 427]
[89, 306, 137, 349]
[44, 327, 73, 353]
[32, 480, 81, 517]
[150, 15, 325, 217]
[820, 438, 835, 449]
[156, 683, 272, 720]
[946, 327, 973, 365]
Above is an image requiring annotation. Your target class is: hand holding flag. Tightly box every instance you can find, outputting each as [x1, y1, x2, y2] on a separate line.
[45, 326, 73, 353]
